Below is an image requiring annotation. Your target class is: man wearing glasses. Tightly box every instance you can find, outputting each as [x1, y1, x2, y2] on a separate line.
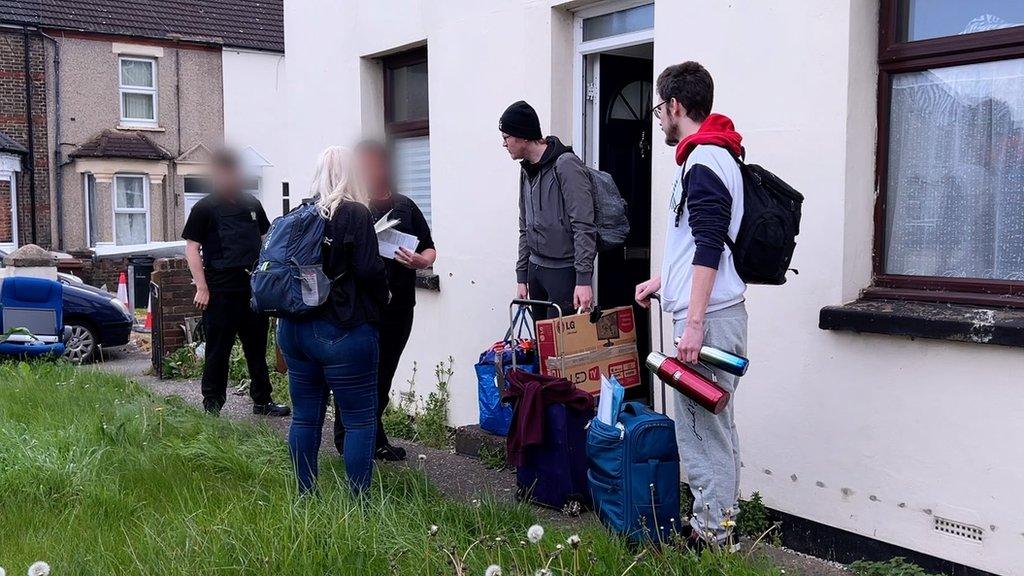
[635, 62, 747, 552]
[499, 100, 596, 319]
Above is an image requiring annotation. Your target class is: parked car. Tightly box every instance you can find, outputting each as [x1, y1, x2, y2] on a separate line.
[57, 273, 134, 363]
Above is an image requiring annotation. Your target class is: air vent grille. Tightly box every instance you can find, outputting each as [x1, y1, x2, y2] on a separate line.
[934, 517, 983, 543]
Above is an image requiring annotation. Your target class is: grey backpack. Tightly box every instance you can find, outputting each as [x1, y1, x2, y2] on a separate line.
[585, 167, 630, 251]
[551, 163, 631, 251]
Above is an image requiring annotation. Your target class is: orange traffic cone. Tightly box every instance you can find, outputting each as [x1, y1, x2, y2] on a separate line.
[143, 293, 153, 332]
[116, 271, 130, 309]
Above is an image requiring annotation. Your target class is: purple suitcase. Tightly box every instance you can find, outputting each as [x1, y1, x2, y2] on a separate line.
[516, 401, 593, 509]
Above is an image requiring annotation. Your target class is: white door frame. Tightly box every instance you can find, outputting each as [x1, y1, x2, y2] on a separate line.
[571, 1, 655, 171]
[0, 152, 21, 251]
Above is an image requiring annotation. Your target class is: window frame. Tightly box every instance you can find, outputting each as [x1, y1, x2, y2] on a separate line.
[118, 56, 158, 127]
[871, 0, 1024, 308]
[383, 47, 429, 138]
[112, 174, 151, 246]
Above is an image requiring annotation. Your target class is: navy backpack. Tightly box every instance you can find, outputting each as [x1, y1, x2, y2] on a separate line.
[586, 401, 681, 543]
[250, 202, 336, 317]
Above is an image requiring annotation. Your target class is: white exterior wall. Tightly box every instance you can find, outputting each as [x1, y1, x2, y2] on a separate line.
[284, 2, 1023, 573]
[222, 48, 288, 219]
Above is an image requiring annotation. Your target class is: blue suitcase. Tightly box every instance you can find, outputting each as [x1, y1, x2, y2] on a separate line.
[586, 401, 681, 543]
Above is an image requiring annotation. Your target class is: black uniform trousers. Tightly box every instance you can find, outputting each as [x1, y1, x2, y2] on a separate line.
[527, 262, 576, 320]
[334, 304, 415, 453]
[201, 292, 274, 411]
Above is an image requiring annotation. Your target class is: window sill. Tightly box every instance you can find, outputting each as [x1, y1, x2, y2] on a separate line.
[117, 124, 165, 133]
[415, 269, 440, 292]
[819, 299, 1024, 348]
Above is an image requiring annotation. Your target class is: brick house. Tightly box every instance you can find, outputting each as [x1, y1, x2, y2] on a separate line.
[0, 0, 285, 286]
[0, 26, 50, 250]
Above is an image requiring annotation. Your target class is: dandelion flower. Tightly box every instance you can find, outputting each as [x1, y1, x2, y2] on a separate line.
[428, 525, 439, 536]
[566, 534, 581, 548]
[720, 519, 736, 528]
[485, 565, 502, 576]
[526, 524, 544, 544]
[28, 562, 50, 576]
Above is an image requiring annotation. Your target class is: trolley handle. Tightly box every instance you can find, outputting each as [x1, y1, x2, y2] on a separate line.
[648, 293, 669, 414]
[509, 299, 565, 370]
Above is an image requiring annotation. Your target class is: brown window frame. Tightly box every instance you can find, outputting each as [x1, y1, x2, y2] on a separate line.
[383, 47, 429, 138]
[870, 1, 1024, 308]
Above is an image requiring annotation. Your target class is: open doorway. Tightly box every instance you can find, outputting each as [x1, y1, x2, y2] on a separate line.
[575, 3, 655, 403]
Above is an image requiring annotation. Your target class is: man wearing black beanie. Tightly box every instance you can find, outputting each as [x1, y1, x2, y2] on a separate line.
[500, 100, 596, 319]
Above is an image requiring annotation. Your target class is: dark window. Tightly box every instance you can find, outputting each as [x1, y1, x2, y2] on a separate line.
[384, 48, 429, 136]
[872, 1, 1024, 307]
[384, 47, 432, 226]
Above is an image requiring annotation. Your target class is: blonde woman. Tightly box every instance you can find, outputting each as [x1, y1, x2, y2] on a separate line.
[277, 146, 388, 495]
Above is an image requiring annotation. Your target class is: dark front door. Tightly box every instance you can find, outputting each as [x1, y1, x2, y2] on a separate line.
[595, 53, 654, 402]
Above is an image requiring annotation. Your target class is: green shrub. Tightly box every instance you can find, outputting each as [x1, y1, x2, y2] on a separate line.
[849, 558, 940, 576]
[382, 357, 454, 450]
[737, 492, 771, 539]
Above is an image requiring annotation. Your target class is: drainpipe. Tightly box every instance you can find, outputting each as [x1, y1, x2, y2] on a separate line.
[21, 27, 38, 245]
[39, 30, 63, 250]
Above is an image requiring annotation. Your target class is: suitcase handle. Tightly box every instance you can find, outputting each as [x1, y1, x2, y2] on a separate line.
[509, 299, 565, 370]
[649, 293, 668, 413]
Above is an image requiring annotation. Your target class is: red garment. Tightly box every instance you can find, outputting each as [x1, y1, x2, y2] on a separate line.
[675, 113, 745, 166]
[501, 369, 594, 466]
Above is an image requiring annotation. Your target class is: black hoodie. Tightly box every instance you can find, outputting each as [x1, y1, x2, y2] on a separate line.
[517, 136, 597, 285]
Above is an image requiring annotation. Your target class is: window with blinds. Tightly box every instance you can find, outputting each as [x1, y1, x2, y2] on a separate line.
[384, 47, 431, 226]
[392, 136, 432, 226]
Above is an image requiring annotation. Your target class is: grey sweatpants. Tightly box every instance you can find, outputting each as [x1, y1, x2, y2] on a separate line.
[671, 301, 747, 542]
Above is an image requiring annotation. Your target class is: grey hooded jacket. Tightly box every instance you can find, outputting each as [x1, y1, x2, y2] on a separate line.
[517, 136, 597, 285]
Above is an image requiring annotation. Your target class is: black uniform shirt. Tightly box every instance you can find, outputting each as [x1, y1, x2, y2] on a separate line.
[369, 194, 435, 310]
[182, 192, 270, 293]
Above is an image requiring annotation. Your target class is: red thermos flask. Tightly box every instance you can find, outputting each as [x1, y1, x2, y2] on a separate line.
[645, 352, 730, 414]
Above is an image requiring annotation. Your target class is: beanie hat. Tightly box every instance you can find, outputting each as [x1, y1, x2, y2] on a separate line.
[499, 101, 542, 140]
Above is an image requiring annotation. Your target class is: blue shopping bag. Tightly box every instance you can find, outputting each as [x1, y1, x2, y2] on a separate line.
[476, 307, 537, 436]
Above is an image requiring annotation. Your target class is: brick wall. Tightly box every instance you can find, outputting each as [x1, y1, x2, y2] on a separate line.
[0, 29, 51, 248]
[150, 257, 197, 376]
[65, 250, 128, 291]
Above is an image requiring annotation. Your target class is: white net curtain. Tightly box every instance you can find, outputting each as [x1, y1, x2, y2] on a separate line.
[884, 56, 1024, 281]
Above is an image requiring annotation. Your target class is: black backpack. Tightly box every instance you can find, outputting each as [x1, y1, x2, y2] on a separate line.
[678, 154, 803, 285]
[728, 160, 803, 285]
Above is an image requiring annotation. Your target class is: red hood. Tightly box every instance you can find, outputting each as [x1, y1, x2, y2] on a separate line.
[675, 113, 744, 165]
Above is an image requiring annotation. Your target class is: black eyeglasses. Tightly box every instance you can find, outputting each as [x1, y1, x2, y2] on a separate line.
[651, 100, 667, 119]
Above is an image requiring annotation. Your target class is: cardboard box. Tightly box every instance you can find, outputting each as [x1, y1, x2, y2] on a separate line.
[545, 343, 641, 395]
[535, 306, 637, 373]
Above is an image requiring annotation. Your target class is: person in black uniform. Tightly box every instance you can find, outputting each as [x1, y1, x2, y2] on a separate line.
[182, 149, 290, 417]
[333, 140, 436, 461]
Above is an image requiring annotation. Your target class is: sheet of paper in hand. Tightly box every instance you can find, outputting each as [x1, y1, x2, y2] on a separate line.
[374, 211, 419, 260]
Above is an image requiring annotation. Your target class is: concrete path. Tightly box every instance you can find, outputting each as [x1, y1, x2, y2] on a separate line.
[89, 346, 848, 576]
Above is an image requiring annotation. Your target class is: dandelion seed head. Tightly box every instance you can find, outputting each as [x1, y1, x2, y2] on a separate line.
[418, 454, 427, 461]
[28, 562, 50, 576]
[526, 524, 545, 544]
[428, 524, 439, 536]
[566, 534, 581, 548]
[555, 544, 564, 551]
[534, 570, 552, 576]
[485, 565, 502, 576]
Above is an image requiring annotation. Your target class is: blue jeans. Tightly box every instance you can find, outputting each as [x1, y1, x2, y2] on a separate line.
[277, 318, 379, 495]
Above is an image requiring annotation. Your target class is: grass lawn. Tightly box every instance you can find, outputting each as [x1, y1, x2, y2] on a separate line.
[0, 362, 785, 576]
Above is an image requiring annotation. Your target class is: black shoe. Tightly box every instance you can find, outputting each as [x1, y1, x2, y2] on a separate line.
[374, 444, 407, 461]
[253, 403, 291, 417]
[203, 402, 222, 417]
